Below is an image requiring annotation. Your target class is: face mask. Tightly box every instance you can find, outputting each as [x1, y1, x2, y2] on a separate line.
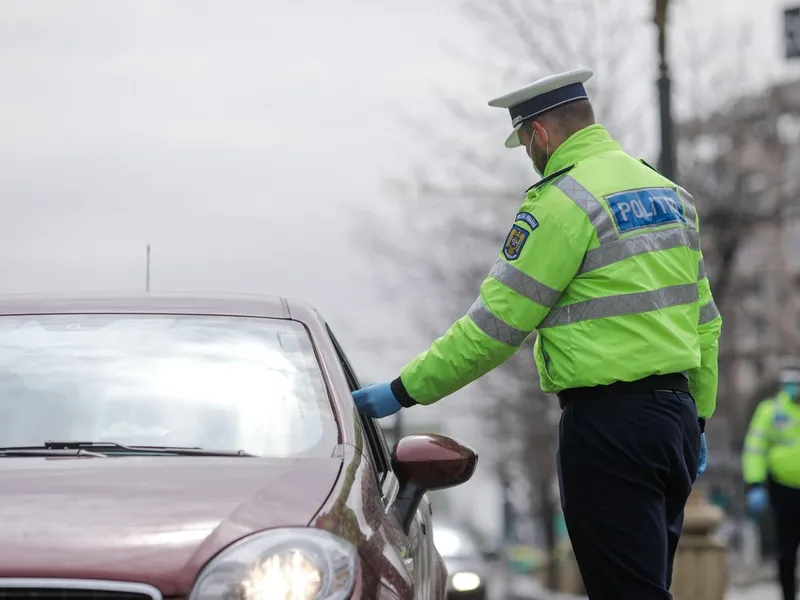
[782, 382, 799, 400]
[527, 128, 549, 178]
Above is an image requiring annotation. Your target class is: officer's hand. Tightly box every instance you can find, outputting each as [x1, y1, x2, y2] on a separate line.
[746, 486, 769, 516]
[352, 382, 401, 418]
[696, 433, 708, 478]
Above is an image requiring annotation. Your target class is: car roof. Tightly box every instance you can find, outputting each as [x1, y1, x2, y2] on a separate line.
[0, 292, 321, 321]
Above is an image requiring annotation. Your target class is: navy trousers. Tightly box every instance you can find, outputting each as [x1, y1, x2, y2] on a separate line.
[557, 389, 701, 600]
[769, 480, 800, 600]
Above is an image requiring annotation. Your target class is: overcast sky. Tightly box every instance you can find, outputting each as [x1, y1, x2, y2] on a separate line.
[3, 0, 800, 534]
[2, 0, 800, 381]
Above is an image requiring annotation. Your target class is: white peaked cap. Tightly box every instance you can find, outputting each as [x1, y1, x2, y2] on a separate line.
[488, 69, 594, 149]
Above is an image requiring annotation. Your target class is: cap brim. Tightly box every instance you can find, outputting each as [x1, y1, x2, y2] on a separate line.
[504, 123, 523, 149]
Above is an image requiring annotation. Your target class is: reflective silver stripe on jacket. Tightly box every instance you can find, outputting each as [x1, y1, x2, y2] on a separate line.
[578, 228, 700, 275]
[489, 260, 561, 307]
[555, 175, 618, 243]
[678, 187, 698, 229]
[538, 282, 699, 328]
[467, 297, 531, 346]
[697, 258, 706, 281]
[554, 174, 700, 274]
[699, 299, 720, 325]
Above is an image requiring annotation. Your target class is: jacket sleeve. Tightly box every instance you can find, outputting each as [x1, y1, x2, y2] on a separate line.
[688, 254, 722, 421]
[392, 201, 585, 406]
[742, 400, 775, 486]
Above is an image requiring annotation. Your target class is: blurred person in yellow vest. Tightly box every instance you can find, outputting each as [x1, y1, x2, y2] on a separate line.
[742, 359, 800, 600]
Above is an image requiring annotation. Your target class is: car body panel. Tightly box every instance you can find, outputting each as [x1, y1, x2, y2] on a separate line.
[0, 293, 453, 599]
[0, 292, 292, 319]
[311, 443, 414, 598]
[0, 456, 342, 596]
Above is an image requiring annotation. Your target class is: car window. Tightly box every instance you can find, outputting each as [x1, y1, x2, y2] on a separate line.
[0, 314, 338, 457]
[370, 410, 395, 460]
[325, 326, 392, 478]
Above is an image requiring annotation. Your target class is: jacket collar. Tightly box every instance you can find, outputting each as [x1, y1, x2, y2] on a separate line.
[543, 124, 622, 177]
[777, 391, 798, 407]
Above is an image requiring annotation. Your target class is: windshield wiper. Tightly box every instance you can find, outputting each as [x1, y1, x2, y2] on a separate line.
[0, 441, 255, 458]
[40, 440, 257, 457]
[0, 447, 109, 458]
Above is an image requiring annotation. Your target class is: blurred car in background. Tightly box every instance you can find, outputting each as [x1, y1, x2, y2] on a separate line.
[433, 522, 496, 600]
[0, 292, 479, 600]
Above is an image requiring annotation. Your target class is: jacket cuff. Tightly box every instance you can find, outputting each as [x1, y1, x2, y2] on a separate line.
[391, 377, 418, 408]
[698, 418, 706, 434]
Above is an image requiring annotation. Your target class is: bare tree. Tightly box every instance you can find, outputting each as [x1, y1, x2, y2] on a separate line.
[363, 0, 648, 588]
[677, 78, 800, 520]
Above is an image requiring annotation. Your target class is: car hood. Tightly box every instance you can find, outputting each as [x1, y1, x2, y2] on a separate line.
[0, 455, 342, 595]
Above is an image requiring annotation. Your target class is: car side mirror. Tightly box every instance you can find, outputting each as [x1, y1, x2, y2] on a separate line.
[391, 434, 478, 534]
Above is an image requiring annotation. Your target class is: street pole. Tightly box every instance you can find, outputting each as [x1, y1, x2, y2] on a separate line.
[655, 0, 677, 182]
[145, 244, 151, 292]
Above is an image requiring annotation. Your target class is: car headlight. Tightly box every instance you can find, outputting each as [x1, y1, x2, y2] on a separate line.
[189, 528, 357, 600]
[451, 571, 481, 592]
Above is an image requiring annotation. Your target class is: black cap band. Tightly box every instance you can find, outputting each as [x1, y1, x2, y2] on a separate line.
[509, 82, 588, 126]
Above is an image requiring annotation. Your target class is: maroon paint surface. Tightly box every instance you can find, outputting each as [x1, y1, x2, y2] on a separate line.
[0, 293, 478, 599]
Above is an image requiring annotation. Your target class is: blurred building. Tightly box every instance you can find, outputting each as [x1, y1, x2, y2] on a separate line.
[678, 78, 800, 479]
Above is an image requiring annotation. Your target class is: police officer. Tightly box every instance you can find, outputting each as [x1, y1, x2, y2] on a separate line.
[742, 361, 800, 600]
[354, 69, 722, 600]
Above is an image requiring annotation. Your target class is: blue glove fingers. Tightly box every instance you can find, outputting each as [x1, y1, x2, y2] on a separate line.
[352, 383, 402, 418]
[746, 487, 769, 514]
[696, 433, 708, 478]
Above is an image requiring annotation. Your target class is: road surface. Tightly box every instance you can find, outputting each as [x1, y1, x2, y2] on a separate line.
[726, 582, 782, 599]
[500, 577, 781, 600]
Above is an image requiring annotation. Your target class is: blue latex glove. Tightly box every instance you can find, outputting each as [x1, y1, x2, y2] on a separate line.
[352, 382, 402, 418]
[696, 433, 707, 478]
[746, 486, 769, 515]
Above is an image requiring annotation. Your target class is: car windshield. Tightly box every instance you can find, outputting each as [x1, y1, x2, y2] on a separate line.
[433, 526, 479, 559]
[0, 314, 338, 457]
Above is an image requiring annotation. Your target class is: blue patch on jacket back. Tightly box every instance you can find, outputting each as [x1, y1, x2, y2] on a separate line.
[605, 188, 685, 233]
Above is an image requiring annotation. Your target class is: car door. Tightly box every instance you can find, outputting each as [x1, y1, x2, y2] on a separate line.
[326, 326, 439, 599]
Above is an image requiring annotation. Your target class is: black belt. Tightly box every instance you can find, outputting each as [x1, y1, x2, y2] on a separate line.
[557, 373, 690, 409]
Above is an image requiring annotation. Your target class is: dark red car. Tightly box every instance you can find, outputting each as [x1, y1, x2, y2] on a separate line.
[0, 293, 478, 600]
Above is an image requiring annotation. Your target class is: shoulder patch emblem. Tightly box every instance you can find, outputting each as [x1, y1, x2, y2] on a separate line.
[515, 211, 539, 230]
[503, 224, 530, 261]
[774, 411, 790, 428]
